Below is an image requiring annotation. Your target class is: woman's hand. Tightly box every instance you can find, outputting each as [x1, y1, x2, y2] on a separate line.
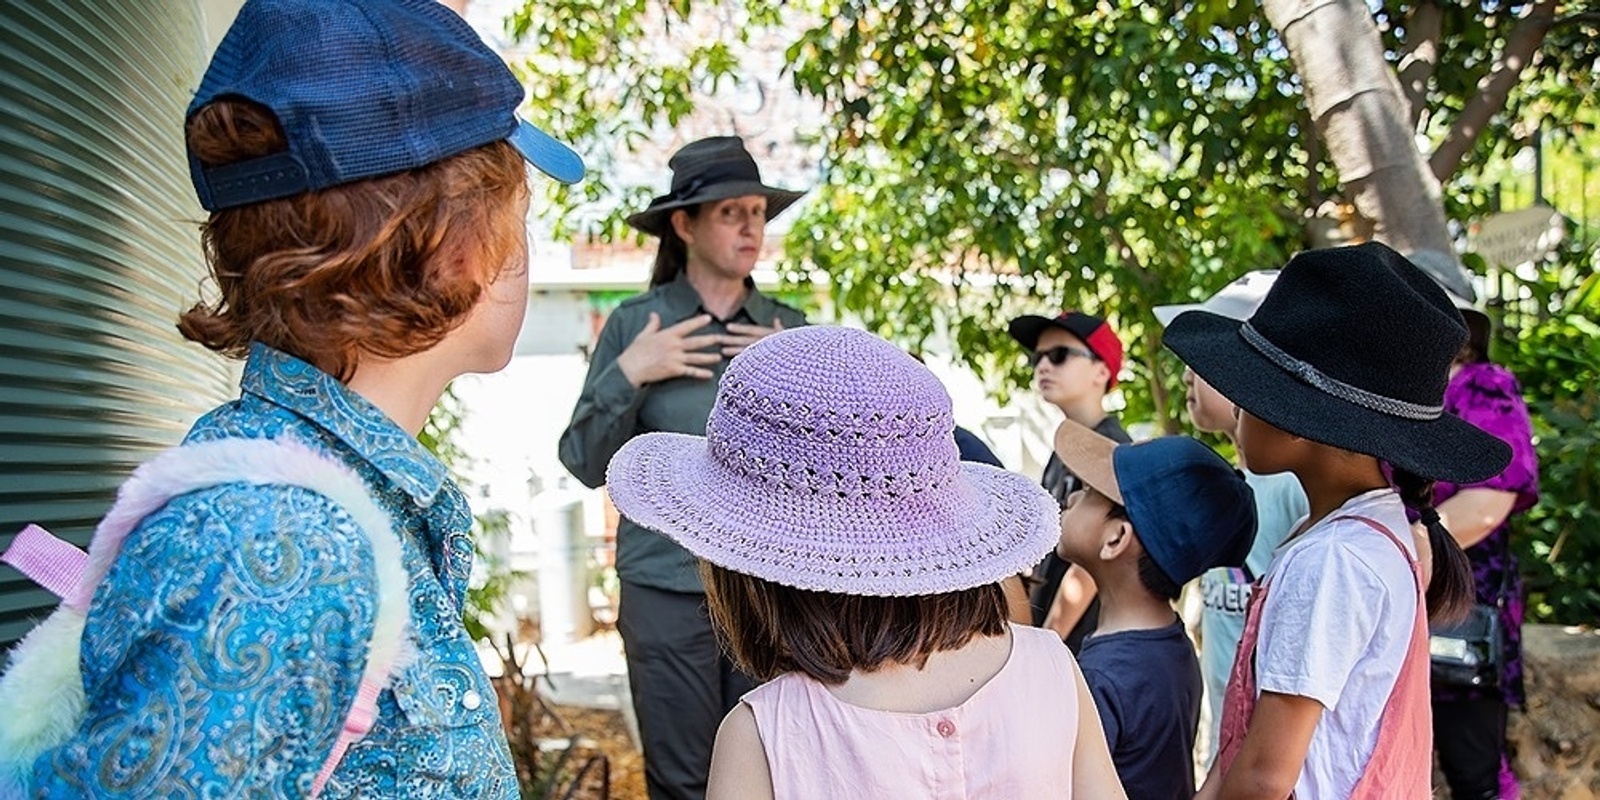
[721, 317, 786, 357]
[616, 313, 726, 387]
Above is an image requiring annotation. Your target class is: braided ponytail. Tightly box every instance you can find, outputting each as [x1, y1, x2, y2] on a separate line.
[1393, 467, 1474, 624]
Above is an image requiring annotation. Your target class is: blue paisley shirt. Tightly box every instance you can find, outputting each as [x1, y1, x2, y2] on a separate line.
[31, 344, 517, 798]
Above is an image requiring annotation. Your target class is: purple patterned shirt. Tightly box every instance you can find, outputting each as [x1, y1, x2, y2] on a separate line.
[1432, 361, 1539, 706]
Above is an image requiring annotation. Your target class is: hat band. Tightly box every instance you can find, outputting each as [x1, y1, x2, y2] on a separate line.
[1240, 323, 1443, 421]
[672, 162, 762, 201]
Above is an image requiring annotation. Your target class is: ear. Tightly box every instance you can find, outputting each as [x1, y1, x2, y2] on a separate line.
[1099, 518, 1135, 562]
[1092, 360, 1112, 388]
[670, 209, 696, 244]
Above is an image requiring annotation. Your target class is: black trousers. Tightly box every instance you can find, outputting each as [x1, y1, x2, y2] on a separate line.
[1432, 696, 1507, 800]
[617, 581, 756, 800]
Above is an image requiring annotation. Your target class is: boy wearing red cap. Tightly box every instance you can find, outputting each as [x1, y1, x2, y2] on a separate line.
[1007, 310, 1129, 651]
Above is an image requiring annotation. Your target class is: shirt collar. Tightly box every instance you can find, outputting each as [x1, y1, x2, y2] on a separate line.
[240, 343, 449, 506]
[662, 270, 773, 324]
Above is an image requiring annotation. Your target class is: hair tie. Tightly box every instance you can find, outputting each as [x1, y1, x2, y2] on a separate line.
[1419, 507, 1441, 527]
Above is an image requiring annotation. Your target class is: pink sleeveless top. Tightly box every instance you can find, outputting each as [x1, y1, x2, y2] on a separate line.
[742, 624, 1078, 800]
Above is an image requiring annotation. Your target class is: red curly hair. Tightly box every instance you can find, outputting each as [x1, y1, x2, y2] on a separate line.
[179, 99, 529, 381]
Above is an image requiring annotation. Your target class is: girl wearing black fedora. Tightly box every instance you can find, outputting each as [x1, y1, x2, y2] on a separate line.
[558, 136, 806, 800]
[1166, 242, 1512, 799]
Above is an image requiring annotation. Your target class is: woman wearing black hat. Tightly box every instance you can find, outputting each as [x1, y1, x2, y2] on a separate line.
[1167, 243, 1512, 799]
[558, 136, 806, 800]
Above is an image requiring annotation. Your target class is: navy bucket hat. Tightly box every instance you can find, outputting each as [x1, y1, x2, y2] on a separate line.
[1053, 421, 1257, 587]
[188, 0, 584, 211]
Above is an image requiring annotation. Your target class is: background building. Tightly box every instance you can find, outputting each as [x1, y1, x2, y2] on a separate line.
[0, 1, 248, 648]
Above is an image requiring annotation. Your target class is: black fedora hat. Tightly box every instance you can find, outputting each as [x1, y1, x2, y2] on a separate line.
[625, 136, 806, 237]
[1163, 242, 1511, 484]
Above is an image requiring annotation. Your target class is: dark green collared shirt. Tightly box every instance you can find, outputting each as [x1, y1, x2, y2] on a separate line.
[558, 272, 807, 593]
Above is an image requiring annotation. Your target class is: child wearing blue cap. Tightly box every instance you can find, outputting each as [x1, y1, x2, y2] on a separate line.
[1051, 420, 1257, 800]
[4, 0, 582, 796]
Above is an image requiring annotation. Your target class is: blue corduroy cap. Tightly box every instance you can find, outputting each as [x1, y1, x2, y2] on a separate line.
[1054, 421, 1258, 587]
[188, 0, 584, 211]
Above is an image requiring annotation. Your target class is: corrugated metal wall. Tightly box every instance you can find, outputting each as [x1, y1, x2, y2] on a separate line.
[0, 2, 236, 648]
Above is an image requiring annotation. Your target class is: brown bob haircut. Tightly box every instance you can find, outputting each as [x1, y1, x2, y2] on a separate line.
[699, 561, 1009, 685]
[179, 99, 530, 381]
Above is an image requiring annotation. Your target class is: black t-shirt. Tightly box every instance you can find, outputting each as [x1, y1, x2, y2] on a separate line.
[954, 425, 1004, 468]
[1078, 620, 1203, 800]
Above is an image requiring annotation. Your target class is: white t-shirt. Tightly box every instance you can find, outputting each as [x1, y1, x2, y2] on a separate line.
[1255, 488, 1418, 800]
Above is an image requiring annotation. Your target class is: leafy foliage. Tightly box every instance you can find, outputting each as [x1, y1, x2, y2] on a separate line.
[464, 508, 520, 642]
[507, 0, 785, 241]
[1414, 2, 1600, 225]
[506, 0, 1591, 431]
[1497, 246, 1600, 625]
[417, 386, 468, 468]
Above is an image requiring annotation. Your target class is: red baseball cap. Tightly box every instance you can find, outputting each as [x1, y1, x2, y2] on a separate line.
[1007, 310, 1124, 389]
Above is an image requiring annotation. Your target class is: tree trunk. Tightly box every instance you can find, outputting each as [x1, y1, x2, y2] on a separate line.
[1263, 0, 1473, 299]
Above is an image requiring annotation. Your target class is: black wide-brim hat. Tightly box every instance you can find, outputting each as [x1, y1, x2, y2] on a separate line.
[625, 136, 806, 237]
[1164, 242, 1511, 485]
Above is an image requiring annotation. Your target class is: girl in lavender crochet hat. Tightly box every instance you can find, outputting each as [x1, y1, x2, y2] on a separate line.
[607, 325, 1127, 799]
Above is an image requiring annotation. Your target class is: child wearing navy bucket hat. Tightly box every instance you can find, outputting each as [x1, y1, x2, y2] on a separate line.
[1052, 420, 1257, 799]
[0, 0, 581, 796]
[1168, 243, 1512, 800]
[606, 325, 1128, 799]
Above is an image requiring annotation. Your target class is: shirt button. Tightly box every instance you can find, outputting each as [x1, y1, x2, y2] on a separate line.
[462, 690, 483, 711]
[936, 719, 956, 738]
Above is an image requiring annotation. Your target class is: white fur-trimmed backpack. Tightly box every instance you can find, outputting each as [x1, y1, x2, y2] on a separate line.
[0, 438, 412, 798]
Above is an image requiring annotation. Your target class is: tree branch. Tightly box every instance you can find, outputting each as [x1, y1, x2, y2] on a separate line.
[1429, 0, 1559, 183]
[1396, 0, 1442, 132]
[1092, 193, 1154, 291]
[1554, 10, 1600, 26]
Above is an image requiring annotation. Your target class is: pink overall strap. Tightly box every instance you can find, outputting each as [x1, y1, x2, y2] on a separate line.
[1213, 574, 1269, 777]
[1214, 512, 1429, 794]
[311, 676, 385, 797]
[2, 525, 89, 609]
[1341, 515, 1432, 799]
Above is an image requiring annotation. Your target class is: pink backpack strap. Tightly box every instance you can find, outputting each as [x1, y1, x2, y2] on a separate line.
[312, 677, 386, 797]
[2, 525, 88, 608]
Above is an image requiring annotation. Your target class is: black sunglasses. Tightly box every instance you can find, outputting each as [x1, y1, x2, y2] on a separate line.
[1028, 345, 1097, 368]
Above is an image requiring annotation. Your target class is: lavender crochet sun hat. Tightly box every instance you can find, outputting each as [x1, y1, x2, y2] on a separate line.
[606, 326, 1060, 597]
